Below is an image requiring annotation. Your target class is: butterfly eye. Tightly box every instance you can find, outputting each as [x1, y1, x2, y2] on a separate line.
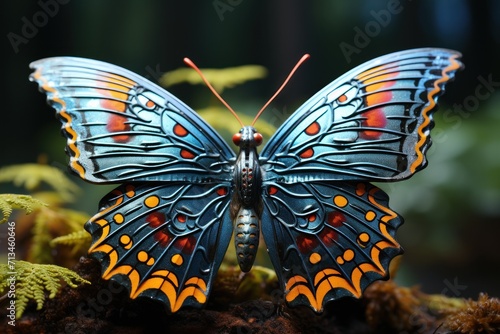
[232, 133, 242, 145]
[253, 133, 263, 146]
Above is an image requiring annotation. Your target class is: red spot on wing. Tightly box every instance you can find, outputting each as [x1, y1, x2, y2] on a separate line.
[147, 212, 172, 247]
[96, 82, 134, 143]
[305, 121, 320, 136]
[307, 213, 317, 222]
[327, 211, 345, 227]
[296, 234, 318, 253]
[319, 227, 338, 246]
[146, 212, 166, 228]
[299, 148, 314, 159]
[154, 229, 173, 247]
[361, 108, 387, 140]
[180, 149, 196, 159]
[359, 68, 398, 140]
[177, 214, 187, 223]
[106, 114, 131, 143]
[174, 235, 196, 254]
[217, 187, 228, 196]
[173, 124, 189, 137]
[268, 186, 278, 195]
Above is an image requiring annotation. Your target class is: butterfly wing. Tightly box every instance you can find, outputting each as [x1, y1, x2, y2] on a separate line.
[30, 57, 237, 312]
[260, 48, 463, 312]
[260, 48, 463, 182]
[84, 181, 233, 312]
[30, 57, 235, 183]
[261, 181, 402, 312]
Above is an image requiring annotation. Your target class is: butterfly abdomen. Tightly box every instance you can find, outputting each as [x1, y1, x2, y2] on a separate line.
[234, 207, 260, 272]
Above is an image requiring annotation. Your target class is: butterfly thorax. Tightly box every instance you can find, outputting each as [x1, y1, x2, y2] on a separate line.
[231, 126, 263, 272]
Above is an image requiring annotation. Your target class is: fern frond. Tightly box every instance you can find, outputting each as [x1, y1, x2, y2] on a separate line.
[0, 260, 90, 319]
[0, 164, 80, 201]
[50, 229, 91, 254]
[29, 207, 90, 263]
[0, 194, 47, 224]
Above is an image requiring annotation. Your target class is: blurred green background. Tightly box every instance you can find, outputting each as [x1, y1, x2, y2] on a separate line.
[1, 0, 499, 299]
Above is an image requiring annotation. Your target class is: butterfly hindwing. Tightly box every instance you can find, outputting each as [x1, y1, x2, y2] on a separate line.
[261, 181, 402, 312]
[84, 181, 233, 312]
[30, 57, 235, 183]
[260, 48, 463, 182]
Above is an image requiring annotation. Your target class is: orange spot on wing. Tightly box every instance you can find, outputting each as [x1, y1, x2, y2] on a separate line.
[305, 121, 320, 135]
[180, 149, 195, 159]
[337, 94, 347, 103]
[173, 124, 189, 137]
[101, 98, 126, 112]
[360, 108, 387, 140]
[106, 114, 131, 143]
[358, 69, 398, 140]
[299, 148, 314, 159]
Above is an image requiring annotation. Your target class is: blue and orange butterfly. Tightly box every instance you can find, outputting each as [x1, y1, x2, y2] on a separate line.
[30, 48, 462, 313]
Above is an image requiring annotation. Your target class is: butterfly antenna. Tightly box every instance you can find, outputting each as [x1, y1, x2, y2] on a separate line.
[183, 57, 244, 127]
[251, 54, 310, 126]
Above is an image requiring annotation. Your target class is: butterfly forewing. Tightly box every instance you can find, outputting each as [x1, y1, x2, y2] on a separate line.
[260, 48, 463, 182]
[30, 57, 235, 183]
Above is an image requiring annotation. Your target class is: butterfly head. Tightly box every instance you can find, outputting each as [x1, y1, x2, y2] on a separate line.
[232, 126, 263, 148]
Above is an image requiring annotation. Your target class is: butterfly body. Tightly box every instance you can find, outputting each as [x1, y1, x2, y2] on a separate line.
[30, 48, 463, 313]
[232, 126, 263, 272]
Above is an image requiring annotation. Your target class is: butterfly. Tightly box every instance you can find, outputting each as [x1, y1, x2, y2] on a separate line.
[30, 48, 463, 313]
